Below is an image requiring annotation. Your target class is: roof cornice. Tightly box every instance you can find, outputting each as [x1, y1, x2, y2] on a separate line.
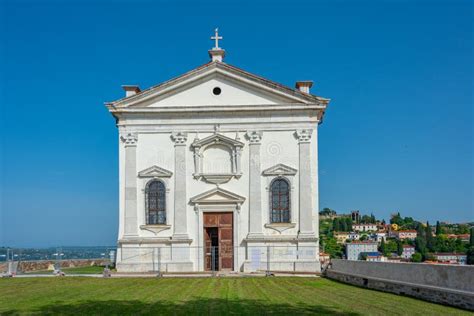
[106, 103, 326, 114]
[105, 61, 330, 108]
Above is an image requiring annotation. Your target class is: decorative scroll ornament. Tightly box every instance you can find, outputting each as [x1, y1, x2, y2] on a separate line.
[171, 132, 188, 145]
[121, 133, 138, 146]
[295, 129, 312, 143]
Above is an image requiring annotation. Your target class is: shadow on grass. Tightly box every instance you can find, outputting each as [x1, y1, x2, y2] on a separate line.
[2, 298, 361, 315]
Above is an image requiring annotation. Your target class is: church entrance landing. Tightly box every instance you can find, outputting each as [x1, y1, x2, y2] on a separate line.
[203, 212, 233, 271]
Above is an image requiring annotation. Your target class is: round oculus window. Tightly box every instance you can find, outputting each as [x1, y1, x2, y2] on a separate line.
[212, 87, 221, 95]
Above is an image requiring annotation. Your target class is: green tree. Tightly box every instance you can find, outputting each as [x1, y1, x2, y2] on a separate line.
[470, 227, 474, 246]
[397, 240, 403, 256]
[436, 221, 442, 236]
[361, 215, 371, 224]
[341, 220, 348, 232]
[412, 252, 423, 262]
[467, 246, 474, 265]
[425, 222, 435, 251]
[370, 213, 376, 224]
[385, 240, 398, 255]
[390, 212, 403, 226]
[402, 217, 416, 229]
[321, 237, 344, 259]
[380, 239, 386, 256]
[454, 224, 469, 234]
[416, 222, 425, 239]
[345, 217, 353, 231]
[332, 218, 340, 231]
[415, 237, 427, 259]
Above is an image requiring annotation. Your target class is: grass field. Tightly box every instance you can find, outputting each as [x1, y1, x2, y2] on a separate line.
[0, 277, 468, 315]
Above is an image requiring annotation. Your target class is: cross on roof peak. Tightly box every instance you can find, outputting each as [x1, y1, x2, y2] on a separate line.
[208, 28, 225, 62]
[211, 28, 223, 50]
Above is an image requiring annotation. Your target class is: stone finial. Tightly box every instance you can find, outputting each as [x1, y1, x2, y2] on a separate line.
[193, 131, 200, 143]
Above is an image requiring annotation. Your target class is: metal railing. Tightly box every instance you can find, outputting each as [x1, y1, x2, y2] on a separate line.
[0, 246, 117, 276]
[117, 245, 320, 275]
[2, 245, 320, 276]
[0, 246, 116, 262]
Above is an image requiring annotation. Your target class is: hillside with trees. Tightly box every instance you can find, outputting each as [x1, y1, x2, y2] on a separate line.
[319, 209, 473, 264]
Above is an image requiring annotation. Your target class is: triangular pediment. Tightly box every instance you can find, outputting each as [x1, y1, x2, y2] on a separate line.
[192, 132, 244, 148]
[262, 163, 297, 176]
[190, 187, 245, 204]
[138, 165, 173, 178]
[107, 62, 328, 109]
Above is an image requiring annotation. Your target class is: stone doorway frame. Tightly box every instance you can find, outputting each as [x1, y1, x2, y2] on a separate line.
[190, 187, 245, 272]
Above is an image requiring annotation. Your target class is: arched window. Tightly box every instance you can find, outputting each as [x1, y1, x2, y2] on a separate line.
[270, 178, 290, 223]
[146, 180, 166, 225]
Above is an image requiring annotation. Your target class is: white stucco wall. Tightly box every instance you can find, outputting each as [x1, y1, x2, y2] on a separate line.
[113, 68, 326, 272]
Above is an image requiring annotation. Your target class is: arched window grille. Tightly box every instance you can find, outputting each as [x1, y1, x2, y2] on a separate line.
[270, 178, 290, 223]
[146, 180, 166, 225]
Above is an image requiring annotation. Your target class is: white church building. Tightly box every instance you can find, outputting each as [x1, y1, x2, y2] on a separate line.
[105, 30, 330, 273]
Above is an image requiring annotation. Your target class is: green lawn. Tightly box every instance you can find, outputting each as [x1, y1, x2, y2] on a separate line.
[0, 277, 468, 315]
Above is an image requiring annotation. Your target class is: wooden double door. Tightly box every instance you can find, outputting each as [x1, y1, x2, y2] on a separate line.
[203, 212, 233, 271]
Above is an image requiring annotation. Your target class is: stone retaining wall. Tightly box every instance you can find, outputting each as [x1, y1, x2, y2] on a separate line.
[1, 259, 109, 273]
[326, 259, 474, 311]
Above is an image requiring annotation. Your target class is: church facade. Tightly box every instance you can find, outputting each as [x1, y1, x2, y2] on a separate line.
[106, 31, 330, 273]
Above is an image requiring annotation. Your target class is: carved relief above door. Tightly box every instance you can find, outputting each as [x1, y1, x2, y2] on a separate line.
[191, 132, 244, 184]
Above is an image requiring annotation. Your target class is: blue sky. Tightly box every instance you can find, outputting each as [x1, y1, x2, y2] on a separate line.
[0, 0, 472, 247]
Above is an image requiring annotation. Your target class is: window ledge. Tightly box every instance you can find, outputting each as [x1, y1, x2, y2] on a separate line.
[265, 223, 296, 233]
[140, 224, 171, 235]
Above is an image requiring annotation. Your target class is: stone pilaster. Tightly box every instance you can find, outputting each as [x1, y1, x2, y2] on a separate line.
[121, 132, 138, 237]
[171, 132, 189, 240]
[246, 130, 263, 238]
[313, 126, 320, 239]
[296, 129, 315, 238]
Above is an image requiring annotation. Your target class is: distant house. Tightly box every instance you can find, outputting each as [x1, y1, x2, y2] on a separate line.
[433, 253, 467, 265]
[346, 242, 378, 261]
[371, 232, 387, 243]
[348, 232, 360, 241]
[393, 230, 417, 240]
[364, 252, 387, 262]
[352, 223, 378, 232]
[387, 257, 402, 263]
[334, 232, 350, 244]
[401, 245, 415, 259]
[376, 222, 387, 232]
[446, 234, 470, 242]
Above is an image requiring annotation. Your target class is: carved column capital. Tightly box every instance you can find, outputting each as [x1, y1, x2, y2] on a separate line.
[295, 129, 312, 143]
[246, 130, 263, 144]
[171, 132, 188, 145]
[120, 133, 138, 146]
